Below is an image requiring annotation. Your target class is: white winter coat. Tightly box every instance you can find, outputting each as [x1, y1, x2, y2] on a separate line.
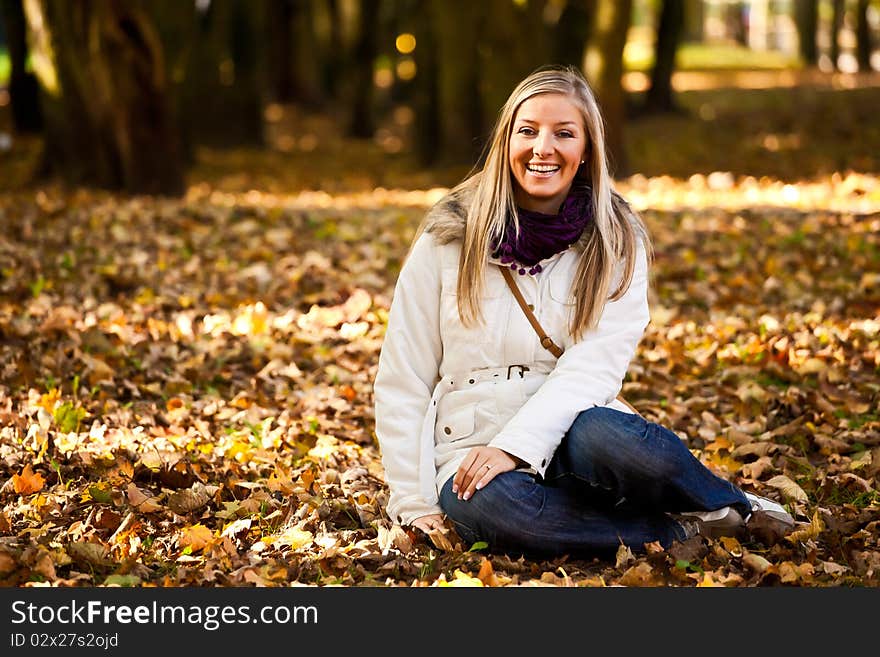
[372, 183, 650, 525]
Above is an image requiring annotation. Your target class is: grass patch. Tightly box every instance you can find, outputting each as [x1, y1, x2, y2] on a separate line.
[820, 487, 880, 508]
[625, 40, 802, 72]
[0, 49, 8, 87]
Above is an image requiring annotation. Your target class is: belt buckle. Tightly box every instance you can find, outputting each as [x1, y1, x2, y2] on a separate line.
[506, 364, 530, 379]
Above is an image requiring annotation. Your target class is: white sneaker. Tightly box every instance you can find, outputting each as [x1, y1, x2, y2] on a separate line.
[673, 506, 746, 539]
[743, 492, 796, 543]
[744, 492, 794, 525]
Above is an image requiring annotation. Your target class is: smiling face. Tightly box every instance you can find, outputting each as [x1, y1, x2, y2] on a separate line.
[508, 93, 588, 214]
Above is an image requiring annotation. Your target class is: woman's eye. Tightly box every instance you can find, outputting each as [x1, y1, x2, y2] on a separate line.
[558, 131, 574, 138]
[517, 127, 535, 135]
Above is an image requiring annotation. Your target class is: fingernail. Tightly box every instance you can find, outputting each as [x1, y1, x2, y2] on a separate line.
[452, 485, 458, 493]
[463, 492, 471, 500]
[475, 483, 483, 490]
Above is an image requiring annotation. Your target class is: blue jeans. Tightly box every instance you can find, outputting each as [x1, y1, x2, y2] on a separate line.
[439, 406, 751, 558]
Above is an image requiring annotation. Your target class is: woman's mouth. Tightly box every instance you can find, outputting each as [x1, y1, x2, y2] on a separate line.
[526, 163, 560, 177]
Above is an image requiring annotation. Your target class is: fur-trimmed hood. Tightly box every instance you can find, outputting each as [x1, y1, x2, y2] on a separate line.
[420, 175, 639, 255]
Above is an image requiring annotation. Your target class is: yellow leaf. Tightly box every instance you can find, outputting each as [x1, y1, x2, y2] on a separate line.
[38, 388, 61, 412]
[786, 509, 824, 544]
[12, 464, 45, 494]
[179, 524, 214, 552]
[435, 570, 483, 587]
[267, 526, 314, 550]
[696, 572, 721, 587]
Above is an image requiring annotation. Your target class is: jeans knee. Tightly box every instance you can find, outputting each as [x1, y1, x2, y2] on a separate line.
[439, 472, 543, 538]
[567, 407, 642, 457]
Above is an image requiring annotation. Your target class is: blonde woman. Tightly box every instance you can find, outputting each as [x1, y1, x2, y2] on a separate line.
[372, 65, 794, 558]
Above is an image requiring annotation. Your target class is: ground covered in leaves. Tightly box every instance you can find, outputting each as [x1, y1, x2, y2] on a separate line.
[1, 79, 880, 588]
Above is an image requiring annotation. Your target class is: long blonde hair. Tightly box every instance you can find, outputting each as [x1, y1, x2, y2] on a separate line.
[426, 65, 652, 341]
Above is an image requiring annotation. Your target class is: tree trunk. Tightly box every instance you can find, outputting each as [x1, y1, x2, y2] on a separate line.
[348, 0, 380, 138]
[551, 0, 596, 69]
[427, 0, 483, 165]
[642, 0, 684, 114]
[22, 0, 184, 195]
[290, 0, 324, 109]
[1, 0, 42, 133]
[411, 0, 439, 166]
[175, 0, 265, 149]
[830, 0, 844, 69]
[480, 0, 553, 135]
[682, 0, 702, 41]
[795, 0, 818, 67]
[584, 0, 633, 177]
[855, 0, 872, 72]
[266, 0, 295, 103]
[321, 0, 344, 100]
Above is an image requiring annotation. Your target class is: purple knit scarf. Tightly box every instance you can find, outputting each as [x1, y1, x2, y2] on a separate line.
[491, 182, 593, 275]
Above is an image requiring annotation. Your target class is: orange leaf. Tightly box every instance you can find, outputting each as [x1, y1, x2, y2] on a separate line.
[12, 464, 45, 494]
[179, 524, 214, 552]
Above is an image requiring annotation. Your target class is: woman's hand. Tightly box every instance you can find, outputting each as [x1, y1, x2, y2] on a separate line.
[410, 513, 446, 534]
[453, 446, 520, 501]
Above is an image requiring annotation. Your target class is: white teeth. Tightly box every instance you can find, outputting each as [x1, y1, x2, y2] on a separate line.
[527, 164, 559, 173]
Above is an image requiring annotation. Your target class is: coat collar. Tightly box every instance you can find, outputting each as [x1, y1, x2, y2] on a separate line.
[422, 176, 593, 255]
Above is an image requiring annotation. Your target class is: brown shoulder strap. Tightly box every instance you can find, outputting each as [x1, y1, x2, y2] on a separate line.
[497, 265, 640, 416]
[498, 265, 564, 358]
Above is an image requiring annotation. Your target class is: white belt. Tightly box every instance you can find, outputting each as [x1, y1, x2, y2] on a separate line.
[417, 364, 550, 503]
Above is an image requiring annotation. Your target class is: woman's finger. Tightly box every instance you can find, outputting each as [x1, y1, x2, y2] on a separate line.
[452, 452, 477, 494]
[461, 460, 493, 500]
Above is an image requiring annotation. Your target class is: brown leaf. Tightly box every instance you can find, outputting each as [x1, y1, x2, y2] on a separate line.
[377, 522, 413, 554]
[618, 562, 655, 586]
[742, 551, 771, 573]
[426, 527, 455, 551]
[764, 475, 809, 503]
[0, 551, 16, 575]
[126, 483, 163, 513]
[167, 483, 211, 515]
[68, 541, 109, 567]
[615, 543, 636, 569]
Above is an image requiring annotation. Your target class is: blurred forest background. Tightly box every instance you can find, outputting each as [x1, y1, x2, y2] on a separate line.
[0, 1, 879, 589]
[1, 0, 879, 193]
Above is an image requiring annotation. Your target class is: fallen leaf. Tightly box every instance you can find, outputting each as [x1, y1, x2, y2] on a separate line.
[618, 562, 655, 586]
[742, 552, 771, 573]
[268, 526, 314, 549]
[764, 475, 808, 503]
[167, 483, 211, 515]
[179, 524, 214, 552]
[126, 483, 163, 513]
[12, 464, 45, 494]
[434, 570, 483, 587]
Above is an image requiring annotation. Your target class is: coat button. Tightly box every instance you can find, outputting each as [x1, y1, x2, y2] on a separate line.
[444, 426, 451, 435]
[469, 378, 474, 384]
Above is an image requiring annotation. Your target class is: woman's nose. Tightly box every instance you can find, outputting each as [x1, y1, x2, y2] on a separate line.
[533, 132, 553, 157]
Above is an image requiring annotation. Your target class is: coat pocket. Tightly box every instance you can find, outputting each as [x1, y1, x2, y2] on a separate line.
[435, 402, 476, 443]
[440, 267, 507, 345]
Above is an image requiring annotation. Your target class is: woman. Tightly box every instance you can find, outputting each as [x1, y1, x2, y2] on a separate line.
[372, 65, 794, 558]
